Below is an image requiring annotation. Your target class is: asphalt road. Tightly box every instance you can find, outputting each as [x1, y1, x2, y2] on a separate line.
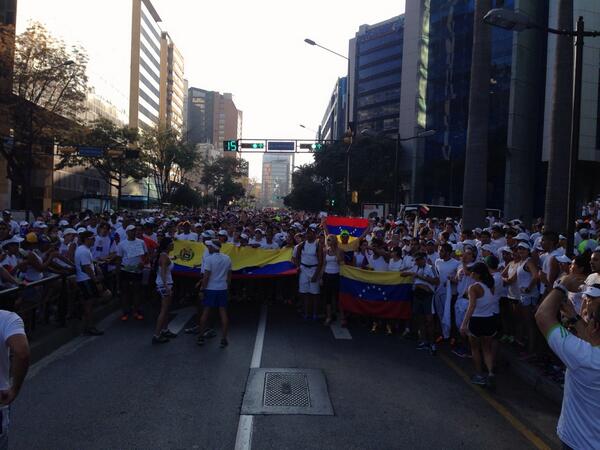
[11, 300, 561, 450]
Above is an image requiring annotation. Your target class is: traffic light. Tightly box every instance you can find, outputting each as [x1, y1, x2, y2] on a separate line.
[330, 199, 336, 207]
[299, 143, 324, 152]
[224, 140, 238, 152]
[351, 191, 358, 204]
[240, 142, 265, 149]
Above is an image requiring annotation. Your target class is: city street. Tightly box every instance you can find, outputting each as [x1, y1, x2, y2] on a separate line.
[12, 301, 562, 450]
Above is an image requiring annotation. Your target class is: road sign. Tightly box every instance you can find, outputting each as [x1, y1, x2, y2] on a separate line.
[267, 141, 295, 152]
[241, 142, 265, 149]
[224, 140, 238, 152]
[78, 146, 104, 157]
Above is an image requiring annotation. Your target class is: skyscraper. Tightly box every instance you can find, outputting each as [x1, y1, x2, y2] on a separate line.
[319, 77, 347, 141]
[261, 154, 291, 207]
[160, 31, 185, 134]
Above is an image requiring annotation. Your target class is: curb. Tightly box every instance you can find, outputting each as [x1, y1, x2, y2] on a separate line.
[29, 300, 120, 364]
[498, 346, 564, 405]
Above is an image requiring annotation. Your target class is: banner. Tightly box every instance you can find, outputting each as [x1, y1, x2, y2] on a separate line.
[339, 265, 412, 319]
[170, 241, 296, 278]
[326, 216, 369, 238]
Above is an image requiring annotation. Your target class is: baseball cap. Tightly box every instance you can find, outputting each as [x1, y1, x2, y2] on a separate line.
[2, 210, 10, 215]
[218, 230, 228, 236]
[515, 232, 529, 242]
[581, 284, 600, 298]
[206, 239, 221, 249]
[63, 228, 77, 236]
[125, 224, 136, 232]
[77, 227, 87, 234]
[559, 234, 567, 240]
[499, 246, 512, 254]
[1, 236, 23, 248]
[517, 242, 530, 250]
[556, 254, 572, 264]
[340, 230, 350, 237]
[58, 220, 69, 227]
[240, 233, 249, 240]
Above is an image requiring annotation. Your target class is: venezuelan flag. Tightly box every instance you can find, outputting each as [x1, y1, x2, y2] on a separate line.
[339, 265, 412, 319]
[326, 216, 369, 238]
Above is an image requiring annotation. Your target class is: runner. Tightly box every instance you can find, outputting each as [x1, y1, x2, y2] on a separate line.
[152, 238, 177, 344]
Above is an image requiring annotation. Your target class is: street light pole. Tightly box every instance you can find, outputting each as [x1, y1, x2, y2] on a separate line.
[566, 17, 585, 256]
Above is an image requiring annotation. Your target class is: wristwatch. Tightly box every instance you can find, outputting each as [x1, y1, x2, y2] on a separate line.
[552, 281, 569, 296]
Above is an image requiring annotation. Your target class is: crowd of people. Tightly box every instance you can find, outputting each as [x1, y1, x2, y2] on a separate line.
[0, 206, 598, 448]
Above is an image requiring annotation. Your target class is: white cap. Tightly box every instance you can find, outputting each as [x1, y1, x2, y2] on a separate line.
[218, 230, 228, 236]
[515, 232, 529, 242]
[240, 233, 249, 240]
[499, 246, 512, 254]
[58, 220, 69, 227]
[63, 228, 77, 236]
[1, 236, 23, 247]
[194, 223, 203, 228]
[201, 231, 212, 239]
[581, 284, 600, 298]
[559, 234, 567, 240]
[206, 239, 221, 250]
[517, 242, 530, 250]
[255, 228, 264, 234]
[125, 224, 136, 232]
[76, 227, 87, 234]
[556, 254, 572, 264]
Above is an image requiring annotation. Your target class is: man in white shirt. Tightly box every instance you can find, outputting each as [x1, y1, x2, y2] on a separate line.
[0, 310, 29, 449]
[74, 231, 104, 336]
[435, 243, 461, 340]
[176, 222, 198, 242]
[116, 225, 147, 321]
[536, 277, 600, 450]
[197, 240, 232, 348]
[1, 211, 19, 237]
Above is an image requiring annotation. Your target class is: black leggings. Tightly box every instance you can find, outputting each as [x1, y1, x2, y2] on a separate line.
[322, 273, 340, 306]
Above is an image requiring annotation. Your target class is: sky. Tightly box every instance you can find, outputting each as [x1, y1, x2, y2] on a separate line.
[16, 0, 406, 180]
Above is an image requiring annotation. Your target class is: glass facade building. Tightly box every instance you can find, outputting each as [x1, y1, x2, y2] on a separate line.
[261, 154, 291, 207]
[318, 77, 347, 141]
[349, 16, 404, 136]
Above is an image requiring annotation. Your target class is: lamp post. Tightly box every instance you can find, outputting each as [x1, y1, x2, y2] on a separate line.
[483, 8, 600, 256]
[304, 38, 349, 61]
[360, 129, 436, 217]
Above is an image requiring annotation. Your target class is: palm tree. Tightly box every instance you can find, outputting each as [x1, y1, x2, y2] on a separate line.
[462, 0, 492, 229]
[544, 0, 573, 232]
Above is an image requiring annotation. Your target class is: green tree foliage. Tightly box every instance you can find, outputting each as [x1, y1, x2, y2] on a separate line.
[171, 184, 203, 208]
[200, 157, 248, 206]
[286, 138, 396, 212]
[55, 118, 148, 191]
[140, 125, 199, 204]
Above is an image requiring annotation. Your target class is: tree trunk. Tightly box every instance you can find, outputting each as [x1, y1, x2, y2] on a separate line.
[544, 0, 573, 232]
[462, 0, 492, 229]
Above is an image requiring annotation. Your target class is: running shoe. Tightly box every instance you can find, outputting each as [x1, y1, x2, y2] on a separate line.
[416, 341, 429, 351]
[220, 338, 228, 348]
[120, 313, 129, 322]
[134, 311, 144, 321]
[452, 347, 469, 358]
[435, 335, 444, 344]
[401, 328, 411, 338]
[152, 335, 169, 344]
[184, 325, 200, 334]
[470, 374, 488, 386]
[203, 328, 217, 338]
[161, 330, 177, 339]
[386, 324, 393, 336]
[429, 343, 437, 355]
[370, 323, 379, 333]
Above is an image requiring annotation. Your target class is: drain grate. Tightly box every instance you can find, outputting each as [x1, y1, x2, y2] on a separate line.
[264, 372, 311, 407]
[241, 368, 334, 415]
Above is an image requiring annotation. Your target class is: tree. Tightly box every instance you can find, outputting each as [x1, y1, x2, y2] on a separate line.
[55, 118, 148, 202]
[1, 22, 88, 213]
[462, 0, 492, 229]
[284, 165, 328, 212]
[544, 0, 573, 231]
[200, 157, 248, 206]
[140, 125, 199, 204]
[171, 184, 203, 208]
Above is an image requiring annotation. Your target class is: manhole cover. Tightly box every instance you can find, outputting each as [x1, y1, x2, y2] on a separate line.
[241, 368, 334, 415]
[264, 372, 311, 407]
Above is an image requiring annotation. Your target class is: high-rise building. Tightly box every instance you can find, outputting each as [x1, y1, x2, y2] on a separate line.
[160, 32, 185, 134]
[261, 154, 291, 207]
[318, 77, 347, 141]
[186, 87, 243, 154]
[348, 16, 404, 136]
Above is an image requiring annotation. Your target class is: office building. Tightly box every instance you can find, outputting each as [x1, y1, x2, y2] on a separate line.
[186, 88, 243, 154]
[160, 32, 185, 134]
[261, 154, 291, 207]
[318, 77, 347, 141]
[348, 16, 404, 136]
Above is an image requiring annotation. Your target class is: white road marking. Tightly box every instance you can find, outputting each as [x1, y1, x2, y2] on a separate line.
[27, 310, 121, 380]
[235, 304, 267, 450]
[330, 319, 352, 340]
[167, 306, 196, 335]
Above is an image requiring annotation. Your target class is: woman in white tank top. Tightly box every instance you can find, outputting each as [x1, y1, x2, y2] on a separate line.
[152, 238, 177, 344]
[322, 235, 344, 326]
[514, 243, 540, 356]
[460, 262, 498, 387]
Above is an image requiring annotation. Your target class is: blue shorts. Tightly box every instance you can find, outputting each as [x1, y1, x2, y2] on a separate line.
[203, 289, 228, 308]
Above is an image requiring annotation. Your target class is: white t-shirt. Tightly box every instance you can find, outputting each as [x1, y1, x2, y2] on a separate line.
[412, 264, 437, 292]
[117, 238, 147, 273]
[74, 245, 95, 282]
[435, 258, 461, 292]
[547, 325, 600, 450]
[93, 235, 116, 260]
[176, 232, 198, 242]
[203, 252, 232, 291]
[0, 310, 25, 391]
